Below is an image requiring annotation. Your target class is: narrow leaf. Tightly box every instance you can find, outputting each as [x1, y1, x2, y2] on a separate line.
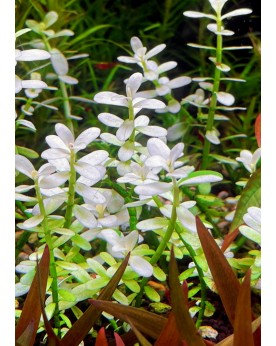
[127, 317, 153, 346]
[196, 217, 240, 326]
[89, 300, 167, 340]
[255, 113, 261, 147]
[95, 327, 108, 346]
[15, 246, 50, 345]
[216, 317, 261, 346]
[233, 270, 254, 346]
[168, 248, 205, 346]
[61, 253, 130, 346]
[230, 169, 261, 232]
[155, 312, 183, 346]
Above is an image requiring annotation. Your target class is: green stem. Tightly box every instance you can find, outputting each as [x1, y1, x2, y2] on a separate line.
[41, 34, 73, 131]
[64, 149, 76, 229]
[201, 14, 223, 170]
[59, 80, 74, 132]
[34, 177, 61, 335]
[175, 224, 207, 328]
[135, 181, 179, 307]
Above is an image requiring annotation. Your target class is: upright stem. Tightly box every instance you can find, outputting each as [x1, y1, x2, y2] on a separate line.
[201, 14, 223, 169]
[64, 149, 76, 228]
[34, 177, 61, 334]
[135, 180, 179, 306]
[175, 224, 207, 328]
[41, 34, 73, 131]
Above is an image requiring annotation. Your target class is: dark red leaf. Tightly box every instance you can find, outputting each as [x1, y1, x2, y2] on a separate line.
[15, 245, 50, 345]
[196, 217, 240, 326]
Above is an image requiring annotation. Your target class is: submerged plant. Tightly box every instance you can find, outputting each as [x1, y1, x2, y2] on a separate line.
[15, 0, 260, 344]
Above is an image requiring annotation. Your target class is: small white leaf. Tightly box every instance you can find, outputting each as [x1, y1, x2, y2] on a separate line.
[183, 11, 216, 20]
[98, 112, 123, 128]
[50, 48, 68, 75]
[216, 92, 235, 106]
[73, 205, 97, 228]
[22, 214, 44, 228]
[135, 182, 172, 196]
[221, 8, 253, 20]
[59, 75, 78, 84]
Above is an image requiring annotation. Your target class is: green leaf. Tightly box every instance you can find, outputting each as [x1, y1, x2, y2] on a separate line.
[87, 258, 108, 277]
[179, 267, 195, 281]
[196, 217, 240, 326]
[100, 252, 117, 266]
[58, 289, 76, 302]
[209, 154, 239, 165]
[61, 254, 130, 346]
[112, 289, 129, 305]
[71, 234, 91, 251]
[144, 286, 160, 302]
[178, 170, 223, 187]
[123, 279, 141, 293]
[153, 266, 166, 282]
[16, 146, 39, 159]
[69, 25, 113, 46]
[230, 169, 261, 232]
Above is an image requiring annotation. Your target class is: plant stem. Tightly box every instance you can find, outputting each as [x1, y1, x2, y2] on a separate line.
[201, 14, 223, 170]
[135, 181, 178, 307]
[64, 149, 76, 229]
[34, 177, 61, 335]
[175, 223, 207, 329]
[59, 80, 74, 132]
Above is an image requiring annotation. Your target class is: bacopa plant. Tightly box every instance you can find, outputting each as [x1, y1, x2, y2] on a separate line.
[15, 0, 261, 344]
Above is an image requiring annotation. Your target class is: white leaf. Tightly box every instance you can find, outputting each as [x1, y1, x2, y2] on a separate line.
[75, 161, 104, 181]
[75, 183, 106, 204]
[73, 205, 97, 228]
[41, 148, 70, 160]
[135, 182, 172, 196]
[78, 150, 109, 166]
[98, 112, 123, 128]
[169, 76, 191, 88]
[100, 133, 123, 146]
[39, 172, 69, 188]
[16, 49, 51, 61]
[59, 75, 78, 84]
[221, 8, 253, 20]
[21, 80, 47, 89]
[44, 11, 58, 28]
[50, 48, 68, 75]
[15, 155, 35, 179]
[16, 119, 36, 131]
[55, 123, 74, 146]
[94, 92, 127, 107]
[137, 126, 167, 137]
[116, 120, 134, 141]
[183, 11, 216, 19]
[176, 206, 196, 232]
[137, 217, 168, 231]
[146, 44, 166, 59]
[216, 92, 235, 106]
[118, 141, 135, 162]
[22, 214, 44, 228]
[74, 127, 100, 151]
[147, 138, 169, 158]
[126, 73, 143, 97]
[129, 256, 153, 277]
[133, 98, 166, 109]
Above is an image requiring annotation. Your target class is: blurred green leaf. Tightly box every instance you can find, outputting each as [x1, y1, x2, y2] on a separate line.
[230, 169, 261, 233]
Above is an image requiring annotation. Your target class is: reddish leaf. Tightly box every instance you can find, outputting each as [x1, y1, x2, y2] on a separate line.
[95, 327, 108, 346]
[15, 245, 50, 345]
[126, 317, 153, 346]
[61, 253, 130, 346]
[221, 228, 239, 253]
[168, 248, 205, 346]
[155, 312, 185, 346]
[114, 332, 126, 346]
[196, 217, 240, 326]
[233, 270, 254, 346]
[255, 113, 261, 147]
[216, 316, 261, 346]
[89, 300, 167, 340]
